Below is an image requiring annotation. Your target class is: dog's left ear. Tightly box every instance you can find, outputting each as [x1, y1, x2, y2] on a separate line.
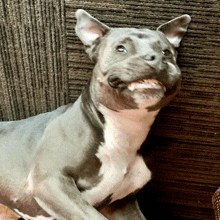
[75, 9, 110, 54]
[157, 15, 191, 47]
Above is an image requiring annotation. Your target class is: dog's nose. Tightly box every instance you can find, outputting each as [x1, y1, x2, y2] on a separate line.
[145, 55, 156, 61]
[143, 53, 159, 62]
[142, 53, 165, 70]
[143, 54, 160, 65]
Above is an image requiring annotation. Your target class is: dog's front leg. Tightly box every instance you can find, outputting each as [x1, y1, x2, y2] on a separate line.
[29, 171, 107, 220]
[100, 196, 146, 220]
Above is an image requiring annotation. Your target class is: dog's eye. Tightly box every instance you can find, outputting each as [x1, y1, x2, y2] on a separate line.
[116, 45, 127, 53]
[162, 49, 171, 56]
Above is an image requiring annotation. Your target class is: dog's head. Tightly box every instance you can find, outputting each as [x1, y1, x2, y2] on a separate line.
[75, 9, 191, 112]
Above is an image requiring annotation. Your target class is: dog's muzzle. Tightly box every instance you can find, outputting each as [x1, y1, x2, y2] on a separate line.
[106, 56, 180, 99]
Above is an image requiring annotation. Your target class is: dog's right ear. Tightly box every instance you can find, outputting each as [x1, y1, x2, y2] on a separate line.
[75, 9, 110, 53]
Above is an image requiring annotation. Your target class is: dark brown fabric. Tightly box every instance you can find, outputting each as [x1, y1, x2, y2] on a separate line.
[0, 0, 68, 120]
[0, 0, 220, 219]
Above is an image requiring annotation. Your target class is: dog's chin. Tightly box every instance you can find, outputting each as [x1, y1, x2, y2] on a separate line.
[133, 95, 164, 109]
[121, 79, 166, 109]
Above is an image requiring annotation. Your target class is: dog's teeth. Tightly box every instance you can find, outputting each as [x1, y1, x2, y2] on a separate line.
[128, 83, 135, 91]
[128, 79, 165, 92]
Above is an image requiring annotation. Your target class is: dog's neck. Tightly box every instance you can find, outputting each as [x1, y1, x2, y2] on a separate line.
[80, 82, 105, 128]
[98, 104, 160, 154]
[80, 81, 160, 154]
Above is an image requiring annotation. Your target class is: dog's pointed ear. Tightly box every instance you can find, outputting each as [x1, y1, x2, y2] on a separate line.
[157, 15, 191, 47]
[75, 9, 110, 50]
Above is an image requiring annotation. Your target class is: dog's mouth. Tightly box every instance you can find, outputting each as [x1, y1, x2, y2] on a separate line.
[108, 76, 166, 101]
[127, 79, 166, 93]
[121, 79, 166, 100]
[96, 76, 169, 110]
[107, 75, 166, 99]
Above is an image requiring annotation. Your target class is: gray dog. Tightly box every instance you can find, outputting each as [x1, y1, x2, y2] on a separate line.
[0, 9, 190, 220]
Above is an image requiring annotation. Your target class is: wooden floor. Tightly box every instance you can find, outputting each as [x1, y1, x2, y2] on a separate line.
[0, 205, 18, 220]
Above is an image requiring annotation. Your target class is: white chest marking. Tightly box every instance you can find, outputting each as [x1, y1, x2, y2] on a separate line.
[81, 106, 159, 206]
[14, 209, 54, 220]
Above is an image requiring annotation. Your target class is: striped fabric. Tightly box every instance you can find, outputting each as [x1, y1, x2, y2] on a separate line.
[0, 0, 68, 120]
[213, 188, 220, 220]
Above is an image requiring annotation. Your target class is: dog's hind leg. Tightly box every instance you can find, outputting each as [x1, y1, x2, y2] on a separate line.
[100, 196, 146, 220]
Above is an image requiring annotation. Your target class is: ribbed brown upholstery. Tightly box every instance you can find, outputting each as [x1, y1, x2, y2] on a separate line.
[0, 0, 220, 219]
[213, 188, 220, 220]
[0, 0, 68, 120]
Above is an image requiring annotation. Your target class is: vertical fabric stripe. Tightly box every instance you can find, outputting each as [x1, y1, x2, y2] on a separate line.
[0, 0, 68, 120]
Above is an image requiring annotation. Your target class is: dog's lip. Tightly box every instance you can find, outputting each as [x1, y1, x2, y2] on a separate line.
[127, 79, 166, 92]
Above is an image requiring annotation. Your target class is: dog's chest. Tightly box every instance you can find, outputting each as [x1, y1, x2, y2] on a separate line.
[81, 147, 151, 208]
[80, 108, 156, 208]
